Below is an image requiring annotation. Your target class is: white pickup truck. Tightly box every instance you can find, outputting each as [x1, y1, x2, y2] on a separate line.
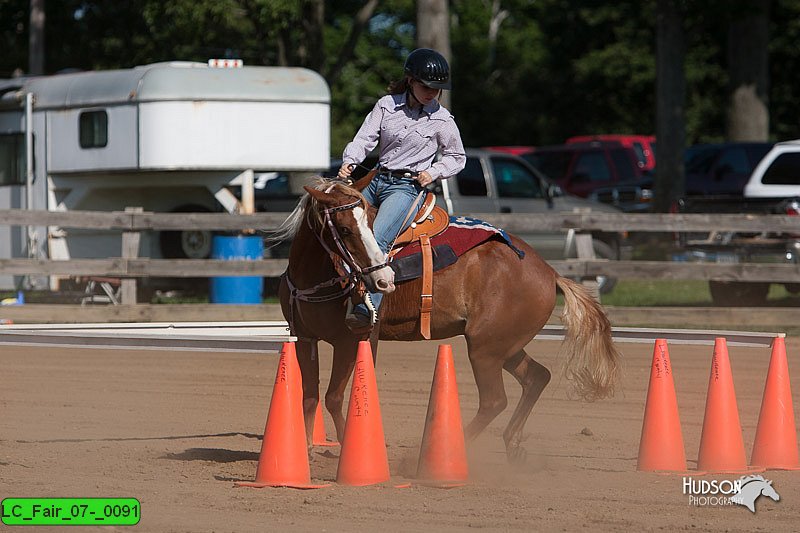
[679, 139, 800, 305]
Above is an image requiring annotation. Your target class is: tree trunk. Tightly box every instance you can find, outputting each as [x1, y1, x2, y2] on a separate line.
[727, 1, 770, 141]
[487, 0, 509, 69]
[655, 0, 686, 212]
[302, 0, 325, 72]
[29, 0, 45, 75]
[417, 0, 452, 108]
[326, 0, 379, 85]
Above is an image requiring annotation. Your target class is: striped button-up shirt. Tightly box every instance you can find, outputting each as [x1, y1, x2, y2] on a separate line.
[342, 93, 466, 180]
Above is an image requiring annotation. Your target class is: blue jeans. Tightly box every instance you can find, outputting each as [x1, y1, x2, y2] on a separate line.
[356, 173, 424, 314]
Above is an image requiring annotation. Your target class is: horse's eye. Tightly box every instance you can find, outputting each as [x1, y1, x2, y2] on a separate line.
[340, 227, 352, 236]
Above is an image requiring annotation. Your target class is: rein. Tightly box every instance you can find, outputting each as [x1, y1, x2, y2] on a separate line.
[318, 199, 390, 276]
[283, 193, 389, 334]
[284, 173, 426, 338]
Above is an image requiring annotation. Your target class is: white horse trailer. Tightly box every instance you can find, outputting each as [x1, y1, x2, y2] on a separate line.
[0, 61, 330, 290]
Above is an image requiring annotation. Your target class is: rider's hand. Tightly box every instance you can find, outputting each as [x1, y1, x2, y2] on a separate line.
[338, 163, 354, 180]
[416, 171, 435, 187]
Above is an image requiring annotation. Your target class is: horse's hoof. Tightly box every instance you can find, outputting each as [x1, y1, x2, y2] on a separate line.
[507, 445, 527, 465]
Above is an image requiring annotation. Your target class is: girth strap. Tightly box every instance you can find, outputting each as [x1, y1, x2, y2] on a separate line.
[419, 233, 433, 340]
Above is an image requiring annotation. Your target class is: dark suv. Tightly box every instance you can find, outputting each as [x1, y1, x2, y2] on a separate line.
[519, 141, 653, 212]
[683, 142, 774, 196]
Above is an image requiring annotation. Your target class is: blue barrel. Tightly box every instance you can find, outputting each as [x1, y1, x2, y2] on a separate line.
[209, 235, 264, 304]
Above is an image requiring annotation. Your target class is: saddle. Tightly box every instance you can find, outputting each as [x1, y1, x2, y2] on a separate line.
[389, 192, 449, 339]
[392, 192, 449, 247]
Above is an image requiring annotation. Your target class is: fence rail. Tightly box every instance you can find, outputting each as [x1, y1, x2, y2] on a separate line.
[3, 208, 799, 232]
[2, 258, 799, 284]
[2, 208, 799, 305]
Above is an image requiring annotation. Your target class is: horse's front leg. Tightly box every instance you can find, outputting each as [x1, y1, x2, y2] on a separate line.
[326, 341, 358, 443]
[295, 339, 320, 449]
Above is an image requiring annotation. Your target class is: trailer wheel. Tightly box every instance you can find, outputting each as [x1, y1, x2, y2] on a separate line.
[708, 281, 769, 306]
[159, 204, 214, 259]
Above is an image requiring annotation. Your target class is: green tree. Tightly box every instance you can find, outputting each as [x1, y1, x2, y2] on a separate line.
[326, 1, 416, 155]
[768, 0, 800, 142]
[1, 0, 36, 76]
[3, 1, 800, 155]
[450, 1, 658, 147]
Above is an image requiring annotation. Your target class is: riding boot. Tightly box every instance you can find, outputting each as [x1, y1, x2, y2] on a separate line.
[345, 292, 383, 333]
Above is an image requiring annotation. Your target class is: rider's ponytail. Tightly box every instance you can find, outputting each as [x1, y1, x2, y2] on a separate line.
[386, 77, 410, 95]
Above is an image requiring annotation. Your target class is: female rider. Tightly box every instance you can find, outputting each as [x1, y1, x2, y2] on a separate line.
[338, 48, 466, 332]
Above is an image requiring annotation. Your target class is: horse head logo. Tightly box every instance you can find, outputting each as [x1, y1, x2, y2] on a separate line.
[731, 475, 780, 513]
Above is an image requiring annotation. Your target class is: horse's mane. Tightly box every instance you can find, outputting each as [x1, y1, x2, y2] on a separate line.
[263, 177, 367, 245]
[739, 475, 767, 485]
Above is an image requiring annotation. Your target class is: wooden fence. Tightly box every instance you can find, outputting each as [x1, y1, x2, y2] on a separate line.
[1, 208, 799, 326]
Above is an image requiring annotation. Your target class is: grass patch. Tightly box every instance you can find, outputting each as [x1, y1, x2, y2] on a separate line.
[601, 280, 712, 306]
[555, 280, 711, 307]
[555, 279, 800, 308]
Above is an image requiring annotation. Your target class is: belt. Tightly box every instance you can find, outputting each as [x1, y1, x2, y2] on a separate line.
[379, 168, 416, 179]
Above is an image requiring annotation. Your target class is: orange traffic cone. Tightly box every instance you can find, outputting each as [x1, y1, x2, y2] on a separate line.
[750, 336, 800, 470]
[697, 338, 749, 473]
[336, 341, 390, 486]
[416, 344, 469, 486]
[637, 339, 687, 472]
[236, 342, 328, 489]
[312, 402, 339, 447]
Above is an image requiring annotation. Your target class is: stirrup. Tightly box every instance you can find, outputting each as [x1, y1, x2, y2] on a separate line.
[344, 294, 378, 333]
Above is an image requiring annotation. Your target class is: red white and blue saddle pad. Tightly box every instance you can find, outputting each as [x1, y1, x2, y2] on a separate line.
[389, 216, 525, 283]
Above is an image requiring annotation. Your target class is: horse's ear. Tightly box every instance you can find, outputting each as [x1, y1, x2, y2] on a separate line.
[304, 186, 336, 206]
[352, 168, 378, 191]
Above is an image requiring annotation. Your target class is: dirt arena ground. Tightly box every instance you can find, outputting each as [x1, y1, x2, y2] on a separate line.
[3, 335, 800, 532]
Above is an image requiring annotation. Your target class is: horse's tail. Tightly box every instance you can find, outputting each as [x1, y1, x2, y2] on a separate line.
[555, 276, 621, 401]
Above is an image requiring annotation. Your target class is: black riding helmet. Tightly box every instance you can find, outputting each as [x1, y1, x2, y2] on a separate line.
[404, 48, 451, 90]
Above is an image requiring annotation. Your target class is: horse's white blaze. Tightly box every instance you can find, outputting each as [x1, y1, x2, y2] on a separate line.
[352, 207, 384, 263]
[352, 206, 395, 293]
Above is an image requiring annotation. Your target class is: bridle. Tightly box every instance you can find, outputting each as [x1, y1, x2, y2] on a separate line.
[282, 193, 390, 335]
[317, 198, 389, 277]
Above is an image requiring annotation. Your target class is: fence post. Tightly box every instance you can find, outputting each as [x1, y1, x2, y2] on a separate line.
[121, 207, 142, 305]
[574, 231, 600, 302]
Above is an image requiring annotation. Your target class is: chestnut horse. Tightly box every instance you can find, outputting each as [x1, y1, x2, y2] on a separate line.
[274, 176, 620, 462]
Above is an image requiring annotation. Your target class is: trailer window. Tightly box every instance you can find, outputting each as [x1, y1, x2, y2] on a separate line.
[0, 134, 26, 186]
[79, 110, 108, 148]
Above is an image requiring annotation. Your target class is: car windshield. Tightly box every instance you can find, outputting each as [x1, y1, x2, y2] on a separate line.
[610, 149, 637, 181]
[716, 147, 751, 174]
[631, 143, 646, 166]
[523, 151, 572, 181]
[685, 146, 719, 173]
